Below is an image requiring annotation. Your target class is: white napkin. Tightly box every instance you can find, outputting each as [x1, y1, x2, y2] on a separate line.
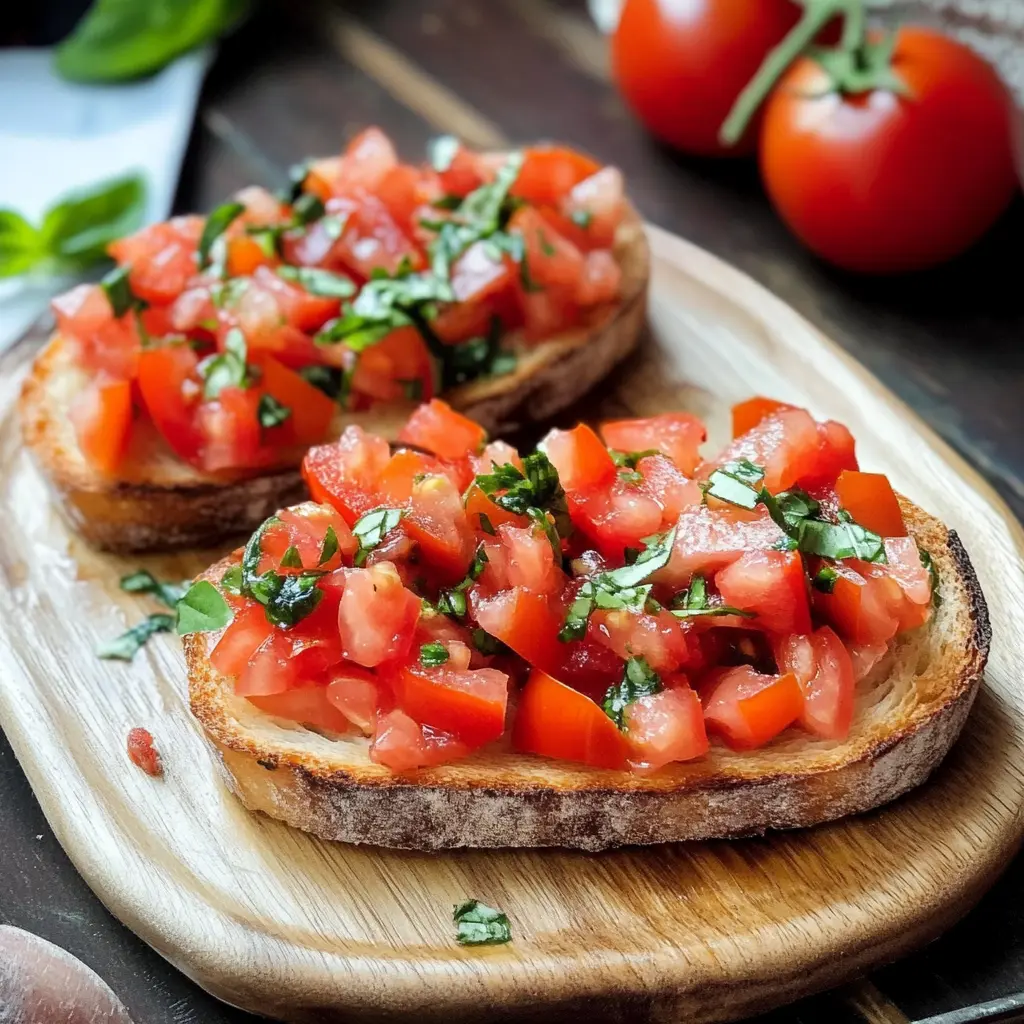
[0, 47, 211, 351]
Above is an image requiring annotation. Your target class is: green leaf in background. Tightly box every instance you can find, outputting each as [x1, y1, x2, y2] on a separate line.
[0, 174, 147, 279]
[55, 0, 249, 84]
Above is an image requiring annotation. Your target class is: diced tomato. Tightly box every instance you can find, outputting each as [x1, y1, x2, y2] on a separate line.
[815, 562, 902, 646]
[511, 146, 602, 206]
[553, 634, 626, 702]
[404, 472, 476, 581]
[437, 144, 492, 196]
[883, 537, 933, 628]
[575, 250, 621, 306]
[518, 283, 580, 342]
[302, 426, 392, 524]
[251, 266, 342, 333]
[509, 206, 585, 290]
[431, 299, 497, 345]
[338, 127, 399, 193]
[715, 550, 812, 636]
[369, 709, 470, 772]
[835, 470, 907, 538]
[395, 663, 508, 746]
[211, 601, 270, 679]
[560, 166, 625, 249]
[590, 608, 692, 674]
[227, 235, 274, 277]
[805, 419, 858, 487]
[450, 240, 514, 304]
[513, 667, 629, 770]
[378, 449, 443, 503]
[730, 397, 794, 439]
[169, 284, 217, 334]
[471, 440, 523, 476]
[709, 408, 821, 493]
[543, 424, 616, 492]
[261, 503, 355, 571]
[195, 386, 262, 473]
[236, 185, 288, 224]
[398, 399, 486, 461]
[376, 163, 425, 228]
[247, 684, 355, 734]
[338, 563, 421, 668]
[136, 344, 204, 463]
[775, 626, 855, 740]
[326, 193, 425, 277]
[326, 665, 380, 734]
[255, 355, 336, 446]
[624, 687, 708, 771]
[52, 283, 112, 337]
[657, 505, 785, 588]
[69, 378, 132, 475]
[108, 216, 202, 305]
[349, 326, 436, 405]
[702, 666, 804, 750]
[847, 641, 889, 682]
[568, 476, 665, 561]
[470, 586, 565, 675]
[601, 413, 706, 476]
[636, 455, 703, 522]
[53, 284, 142, 378]
[463, 482, 527, 534]
[497, 522, 563, 594]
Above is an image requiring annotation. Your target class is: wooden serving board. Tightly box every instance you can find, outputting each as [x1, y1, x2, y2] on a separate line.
[1, 226, 1023, 1024]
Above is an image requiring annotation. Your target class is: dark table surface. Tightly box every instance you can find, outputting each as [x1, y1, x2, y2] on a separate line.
[4, 1, 1024, 1022]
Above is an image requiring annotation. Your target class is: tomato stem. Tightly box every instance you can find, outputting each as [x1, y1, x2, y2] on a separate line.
[719, 0, 864, 148]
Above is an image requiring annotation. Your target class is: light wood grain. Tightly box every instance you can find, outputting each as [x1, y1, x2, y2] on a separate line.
[0, 226, 1022, 1023]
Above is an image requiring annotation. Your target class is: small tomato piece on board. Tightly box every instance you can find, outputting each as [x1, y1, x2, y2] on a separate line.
[702, 666, 804, 750]
[126, 727, 163, 777]
[834, 470, 907, 538]
[398, 399, 487, 461]
[775, 626, 855, 740]
[624, 687, 709, 771]
[513, 668, 630, 770]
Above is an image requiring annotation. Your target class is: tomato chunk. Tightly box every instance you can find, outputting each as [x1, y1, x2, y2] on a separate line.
[395, 663, 508, 746]
[69, 378, 133, 475]
[470, 587, 565, 675]
[398, 399, 487, 461]
[369, 709, 470, 772]
[601, 413, 706, 475]
[302, 426, 392, 524]
[702, 666, 804, 750]
[624, 687, 708, 771]
[775, 627, 855, 740]
[715, 550, 812, 636]
[338, 563, 421, 667]
[513, 668, 629, 770]
[835, 470, 907, 538]
[248, 685, 355, 734]
[730, 397, 794, 439]
[136, 344, 203, 464]
[543, 423, 616, 492]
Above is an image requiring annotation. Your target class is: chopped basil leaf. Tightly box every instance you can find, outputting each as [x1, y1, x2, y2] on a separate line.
[570, 209, 593, 230]
[280, 545, 303, 569]
[352, 507, 405, 566]
[439, 316, 516, 388]
[119, 569, 189, 609]
[478, 512, 496, 535]
[221, 565, 243, 595]
[428, 134, 460, 172]
[764, 488, 820, 534]
[437, 584, 469, 619]
[704, 465, 761, 509]
[281, 160, 311, 203]
[101, 264, 145, 318]
[257, 394, 291, 429]
[474, 452, 570, 540]
[602, 656, 662, 730]
[537, 229, 556, 257]
[292, 192, 326, 225]
[669, 572, 754, 619]
[431, 194, 463, 211]
[454, 900, 512, 946]
[602, 527, 676, 589]
[471, 627, 507, 656]
[199, 326, 250, 399]
[277, 265, 356, 298]
[419, 641, 450, 667]
[469, 543, 489, 580]
[320, 213, 347, 240]
[811, 565, 837, 593]
[175, 581, 233, 635]
[198, 201, 245, 269]
[400, 378, 424, 401]
[298, 365, 344, 399]
[609, 448, 658, 470]
[97, 613, 175, 661]
[919, 547, 942, 607]
[797, 518, 886, 562]
[319, 526, 339, 566]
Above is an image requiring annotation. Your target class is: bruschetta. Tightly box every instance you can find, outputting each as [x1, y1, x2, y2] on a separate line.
[178, 397, 989, 850]
[19, 129, 647, 552]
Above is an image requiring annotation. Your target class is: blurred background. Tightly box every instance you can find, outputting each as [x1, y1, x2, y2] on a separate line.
[2, 1, 1024, 1022]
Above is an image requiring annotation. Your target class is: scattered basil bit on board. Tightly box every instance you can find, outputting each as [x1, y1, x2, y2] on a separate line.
[453, 900, 512, 946]
[97, 614, 175, 661]
[119, 569, 189, 609]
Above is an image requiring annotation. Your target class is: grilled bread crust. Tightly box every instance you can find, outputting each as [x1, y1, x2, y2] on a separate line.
[18, 209, 648, 553]
[183, 498, 989, 851]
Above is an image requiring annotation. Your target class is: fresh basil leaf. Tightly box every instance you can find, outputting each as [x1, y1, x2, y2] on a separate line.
[536, 228, 556, 257]
[352, 508, 404, 566]
[199, 200, 245, 269]
[291, 192, 326, 226]
[477, 513, 496, 536]
[101, 264, 143, 318]
[280, 545, 303, 569]
[419, 641, 450, 667]
[558, 589, 595, 642]
[319, 526, 339, 566]
[919, 547, 941, 607]
[763, 488, 820, 535]
[671, 604, 755, 620]
[175, 580, 233, 634]
[280, 160, 311, 203]
[439, 316, 515, 388]
[471, 628, 506, 656]
[475, 451, 570, 541]
[221, 565, 243, 596]
[258, 394, 291, 429]
[119, 569, 189, 609]
[262, 572, 324, 627]
[704, 466, 761, 509]
[428, 135, 460, 172]
[298, 365, 344, 399]
[453, 900, 511, 946]
[602, 656, 662, 730]
[277, 265, 356, 298]
[468, 543, 489, 581]
[602, 527, 676, 589]
[812, 565, 839, 594]
[97, 613, 175, 661]
[796, 518, 886, 562]
[55, 0, 247, 82]
[199, 326, 249, 399]
[0, 212, 43, 278]
[609, 448, 658, 470]
[437, 585, 469, 620]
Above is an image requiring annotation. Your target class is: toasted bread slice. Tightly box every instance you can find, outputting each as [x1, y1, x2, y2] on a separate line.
[18, 210, 648, 553]
[183, 498, 989, 851]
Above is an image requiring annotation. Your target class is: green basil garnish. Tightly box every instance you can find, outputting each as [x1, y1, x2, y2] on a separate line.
[352, 508, 405, 566]
[175, 580, 233, 635]
[453, 900, 512, 946]
[198, 200, 245, 269]
[419, 641, 450, 667]
[257, 394, 291, 428]
[97, 613, 175, 661]
[602, 656, 662, 730]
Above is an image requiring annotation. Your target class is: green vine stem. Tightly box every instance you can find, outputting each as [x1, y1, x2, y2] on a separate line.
[719, 0, 866, 147]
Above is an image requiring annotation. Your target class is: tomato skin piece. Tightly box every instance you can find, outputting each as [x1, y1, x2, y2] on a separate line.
[449, 240, 513, 304]
[247, 685, 355, 734]
[513, 668, 630, 770]
[543, 424, 616, 492]
[600, 413, 707, 476]
[403, 472, 476, 582]
[227, 235, 274, 277]
[338, 563, 422, 668]
[369, 709, 471, 772]
[136, 344, 204, 464]
[636, 455, 703, 523]
[731, 397, 794, 439]
[195, 386, 263, 473]
[470, 587, 565, 676]
[715, 550, 812, 637]
[326, 665, 380, 734]
[702, 666, 804, 750]
[255, 355, 336, 447]
[759, 28, 1017, 273]
[509, 146, 602, 206]
[398, 399, 487, 461]
[497, 522, 562, 594]
[394, 663, 509, 746]
[464, 483, 529, 533]
[834, 470, 907, 538]
[69, 378, 133, 475]
[624, 687, 709, 771]
[590, 608, 692, 674]
[302, 426, 392, 524]
[612, 0, 800, 157]
[775, 627, 855, 740]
